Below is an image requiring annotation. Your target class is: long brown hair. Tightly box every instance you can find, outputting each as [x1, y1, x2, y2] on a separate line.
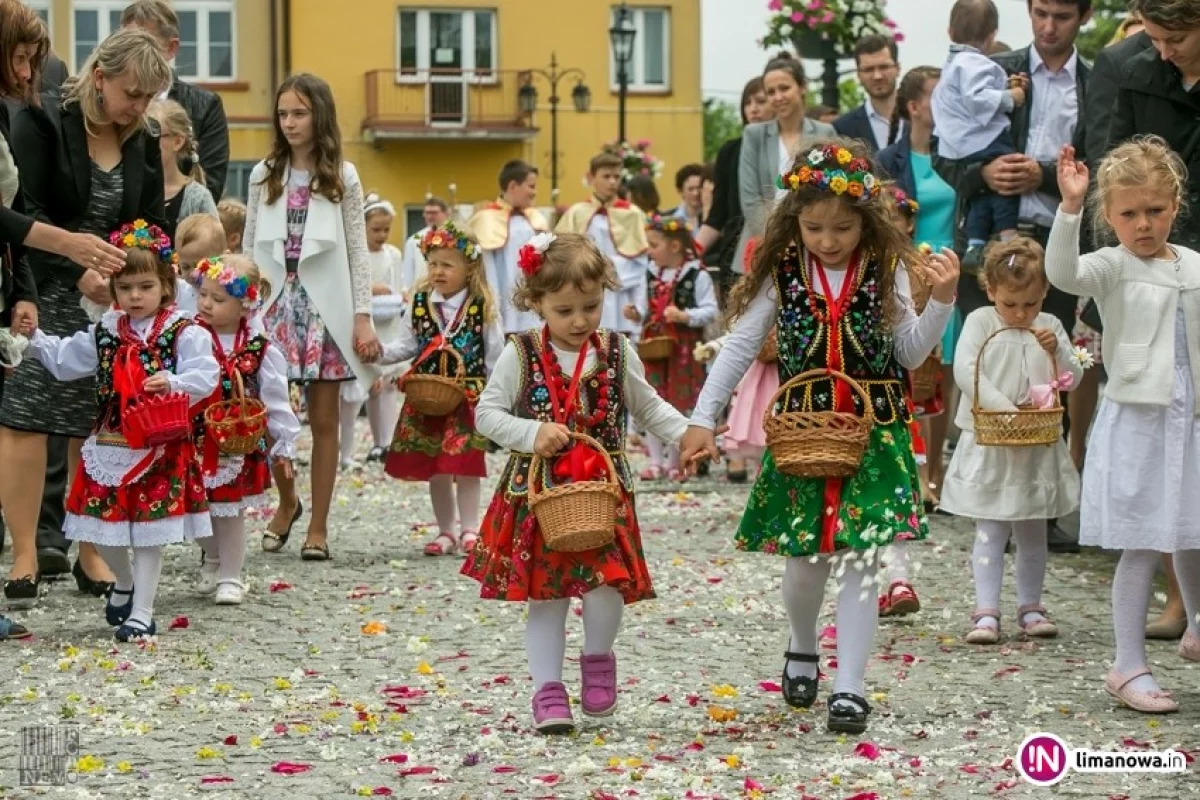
[889, 66, 940, 145]
[62, 28, 170, 143]
[0, 0, 48, 103]
[259, 73, 345, 205]
[726, 138, 917, 328]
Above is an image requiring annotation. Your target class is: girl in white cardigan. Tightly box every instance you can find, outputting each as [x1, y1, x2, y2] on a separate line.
[245, 74, 381, 561]
[940, 238, 1082, 645]
[1050, 140, 1200, 715]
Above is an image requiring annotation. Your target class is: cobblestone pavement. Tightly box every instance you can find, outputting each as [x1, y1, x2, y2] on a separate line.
[2, 425, 1200, 799]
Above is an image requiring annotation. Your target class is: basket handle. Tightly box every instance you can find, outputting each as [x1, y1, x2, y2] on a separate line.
[972, 326, 1059, 413]
[410, 339, 466, 379]
[527, 431, 619, 502]
[761, 368, 875, 429]
[228, 367, 248, 418]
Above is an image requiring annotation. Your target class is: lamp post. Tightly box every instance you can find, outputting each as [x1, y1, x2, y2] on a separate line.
[518, 53, 590, 198]
[608, 3, 636, 144]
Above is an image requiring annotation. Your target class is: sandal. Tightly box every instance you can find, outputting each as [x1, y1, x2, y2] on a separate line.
[781, 651, 820, 709]
[1105, 668, 1179, 714]
[1017, 604, 1059, 638]
[424, 532, 457, 557]
[459, 531, 479, 556]
[826, 692, 871, 734]
[964, 609, 1001, 645]
[879, 580, 920, 617]
[0, 613, 30, 640]
[300, 541, 331, 561]
[262, 500, 304, 553]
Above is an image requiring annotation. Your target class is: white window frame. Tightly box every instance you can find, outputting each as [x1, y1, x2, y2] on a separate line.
[173, 0, 237, 82]
[23, 1, 51, 31]
[70, 1, 126, 72]
[394, 8, 498, 85]
[609, 6, 671, 92]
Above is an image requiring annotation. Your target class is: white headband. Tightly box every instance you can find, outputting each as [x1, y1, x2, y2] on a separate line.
[364, 199, 396, 218]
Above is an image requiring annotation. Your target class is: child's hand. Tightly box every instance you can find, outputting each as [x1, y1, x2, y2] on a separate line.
[534, 422, 571, 457]
[11, 301, 36, 336]
[354, 315, 382, 363]
[923, 248, 960, 305]
[679, 425, 720, 474]
[693, 342, 717, 363]
[1010, 84, 1026, 107]
[1056, 146, 1089, 214]
[1031, 327, 1057, 355]
[273, 456, 295, 480]
[664, 305, 690, 325]
[142, 373, 171, 394]
[623, 304, 642, 323]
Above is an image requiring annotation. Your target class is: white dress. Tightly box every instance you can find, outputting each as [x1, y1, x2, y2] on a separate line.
[1081, 309, 1200, 551]
[483, 214, 542, 334]
[938, 308, 1081, 521]
[587, 213, 649, 340]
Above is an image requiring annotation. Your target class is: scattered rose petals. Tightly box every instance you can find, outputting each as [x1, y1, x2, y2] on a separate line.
[379, 754, 408, 764]
[169, 615, 189, 630]
[758, 680, 781, 692]
[854, 741, 882, 761]
[269, 581, 292, 593]
[269, 761, 312, 775]
[200, 776, 234, 784]
[398, 766, 437, 777]
[222, 735, 237, 746]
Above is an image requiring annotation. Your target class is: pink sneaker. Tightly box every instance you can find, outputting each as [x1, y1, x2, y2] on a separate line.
[532, 682, 574, 734]
[580, 652, 618, 717]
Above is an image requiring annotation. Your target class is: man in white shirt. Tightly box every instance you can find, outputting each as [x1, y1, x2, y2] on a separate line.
[832, 33, 902, 155]
[399, 197, 451, 296]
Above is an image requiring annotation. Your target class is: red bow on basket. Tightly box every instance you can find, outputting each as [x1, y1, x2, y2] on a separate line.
[553, 440, 608, 484]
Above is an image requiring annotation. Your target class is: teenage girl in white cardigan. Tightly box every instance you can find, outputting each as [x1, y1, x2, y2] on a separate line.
[1050, 139, 1200, 715]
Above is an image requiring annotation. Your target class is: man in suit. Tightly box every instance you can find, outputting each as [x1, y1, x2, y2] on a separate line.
[832, 34, 901, 155]
[935, 0, 1093, 552]
[121, 0, 229, 202]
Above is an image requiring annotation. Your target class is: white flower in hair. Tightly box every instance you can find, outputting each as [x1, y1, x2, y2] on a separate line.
[807, 148, 824, 166]
[528, 232, 557, 255]
[1071, 346, 1095, 370]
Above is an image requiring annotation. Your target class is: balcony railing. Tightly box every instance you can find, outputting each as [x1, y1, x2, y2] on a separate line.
[363, 68, 536, 140]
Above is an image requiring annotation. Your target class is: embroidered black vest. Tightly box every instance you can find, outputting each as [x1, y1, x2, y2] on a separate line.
[773, 246, 909, 424]
[498, 329, 634, 498]
[95, 315, 191, 431]
[645, 265, 699, 312]
[410, 291, 487, 395]
[191, 331, 269, 444]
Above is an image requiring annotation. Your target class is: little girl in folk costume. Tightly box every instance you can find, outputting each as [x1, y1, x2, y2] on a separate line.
[27, 221, 219, 641]
[681, 141, 958, 734]
[381, 222, 504, 556]
[630, 215, 718, 480]
[193, 256, 300, 605]
[940, 238, 1082, 645]
[462, 233, 690, 735]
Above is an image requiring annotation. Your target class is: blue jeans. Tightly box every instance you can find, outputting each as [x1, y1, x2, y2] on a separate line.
[964, 129, 1020, 242]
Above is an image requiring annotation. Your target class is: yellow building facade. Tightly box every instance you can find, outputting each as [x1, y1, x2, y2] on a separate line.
[29, 0, 703, 239]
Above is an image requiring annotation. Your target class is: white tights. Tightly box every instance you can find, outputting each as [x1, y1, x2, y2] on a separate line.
[646, 435, 679, 472]
[525, 586, 624, 690]
[339, 384, 400, 461]
[1113, 549, 1200, 693]
[198, 515, 248, 586]
[883, 539, 911, 583]
[970, 519, 1049, 629]
[95, 543, 164, 629]
[780, 553, 878, 704]
[429, 474, 481, 535]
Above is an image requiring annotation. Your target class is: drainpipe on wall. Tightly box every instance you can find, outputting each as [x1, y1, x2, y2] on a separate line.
[282, 0, 292, 77]
[269, 0, 279, 99]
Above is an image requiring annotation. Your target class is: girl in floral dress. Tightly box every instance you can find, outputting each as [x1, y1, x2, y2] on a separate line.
[462, 233, 690, 735]
[26, 221, 219, 641]
[193, 255, 299, 605]
[681, 141, 958, 734]
[380, 222, 504, 556]
[629, 215, 718, 481]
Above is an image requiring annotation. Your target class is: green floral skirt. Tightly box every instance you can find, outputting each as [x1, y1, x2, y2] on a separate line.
[735, 421, 927, 557]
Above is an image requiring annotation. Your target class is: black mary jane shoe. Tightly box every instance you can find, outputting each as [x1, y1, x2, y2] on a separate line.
[781, 651, 821, 709]
[73, 558, 114, 598]
[826, 692, 871, 734]
[3, 573, 41, 609]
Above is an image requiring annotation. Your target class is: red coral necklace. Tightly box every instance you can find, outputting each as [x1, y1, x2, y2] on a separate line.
[537, 326, 610, 427]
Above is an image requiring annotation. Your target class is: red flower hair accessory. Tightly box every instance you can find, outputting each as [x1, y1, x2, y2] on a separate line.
[517, 232, 557, 277]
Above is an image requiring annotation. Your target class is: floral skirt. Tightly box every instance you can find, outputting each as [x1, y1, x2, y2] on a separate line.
[263, 273, 354, 383]
[384, 400, 487, 480]
[461, 484, 654, 604]
[643, 325, 705, 415]
[205, 451, 271, 517]
[736, 421, 927, 557]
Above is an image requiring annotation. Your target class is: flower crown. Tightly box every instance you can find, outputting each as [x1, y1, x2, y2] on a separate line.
[109, 220, 178, 270]
[420, 222, 481, 262]
[646, 214, 690, 235]
[890, 187, 919, 217]
[517, 232, 557, 277]
[193, 256, 261, 310]
[777, 144, 880, 205]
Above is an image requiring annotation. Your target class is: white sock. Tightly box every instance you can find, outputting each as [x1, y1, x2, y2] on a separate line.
[1113, 549, 1161, 693]
[526, 598, 570, 690]
[1169, 549, 1200, 637]
[198, 537, 219, 567]
[972, 520, 1010, 629]
[581, 586, 623, 655]
[1012, 519, 1048, 623]
[455, 477, 481, 533]
[429, 474, 457, 534]
[95, 544, 133, 592]
[367, 385, 400, 448]
[831, 552, 880, 703]
[213, 515, 247, 585]
[646, 435, 665, 470]
[781, 556, 831, 680]
[339, 398, 362, 463]
[128, 545, 164, 629]
[885, 539, 910, 583]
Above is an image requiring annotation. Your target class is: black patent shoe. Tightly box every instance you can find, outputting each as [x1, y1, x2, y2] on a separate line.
[73, 558, 114, 598]
[3, 573, 40, 609]
[827, 692, 871, 734]
[782, 651, 820, 709]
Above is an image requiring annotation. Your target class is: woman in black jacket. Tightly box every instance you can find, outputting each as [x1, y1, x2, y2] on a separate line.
[0, 27, 169, 617]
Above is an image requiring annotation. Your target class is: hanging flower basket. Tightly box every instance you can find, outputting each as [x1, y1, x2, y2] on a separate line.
[601, 139, 665, 185]
[761, 0, 902, 59]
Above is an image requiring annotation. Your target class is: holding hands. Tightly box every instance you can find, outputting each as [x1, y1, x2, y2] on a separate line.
[1056, 146, 1089, 215]
[353, 315, 382, 363]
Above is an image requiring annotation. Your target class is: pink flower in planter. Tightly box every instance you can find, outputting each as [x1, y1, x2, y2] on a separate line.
[807, 0, 824, 9]
[791, 10, 804, 22]
[768, 0, 783, 10]
[883, 18, 898, 28]
[820, 11, 835, 23]
[893, 32, 905, 42]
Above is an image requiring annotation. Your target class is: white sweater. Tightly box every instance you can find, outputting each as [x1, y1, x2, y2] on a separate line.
[1046, 208, 1200, 409]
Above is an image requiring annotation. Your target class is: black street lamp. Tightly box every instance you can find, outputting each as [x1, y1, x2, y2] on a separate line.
[608, 3, 636, 144]
[518, 52, 590, 197]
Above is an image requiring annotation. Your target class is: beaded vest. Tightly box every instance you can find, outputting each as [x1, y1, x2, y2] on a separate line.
[95, 314, 190, 431]
[410, 290, 487, 395]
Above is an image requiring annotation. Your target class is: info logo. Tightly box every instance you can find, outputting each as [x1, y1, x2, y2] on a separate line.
[1018, 733, 1070, 786]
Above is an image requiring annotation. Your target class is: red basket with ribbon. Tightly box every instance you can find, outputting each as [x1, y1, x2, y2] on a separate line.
[123, 391, 192, 448]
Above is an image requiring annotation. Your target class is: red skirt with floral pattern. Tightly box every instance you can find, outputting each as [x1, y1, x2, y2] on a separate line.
[209, 452, 271, 508]
[385, 399, 488, 481]
[68, 440, 208, 526]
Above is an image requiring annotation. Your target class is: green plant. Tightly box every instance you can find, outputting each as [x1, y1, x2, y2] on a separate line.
[761, 0, 901, 56]
[1076, 0, 1129, 61]
[703, 98, 742, 162]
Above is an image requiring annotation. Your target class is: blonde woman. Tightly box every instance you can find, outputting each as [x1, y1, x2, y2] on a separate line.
[148, 99, 217, 237]
[0, 27, 170, 611]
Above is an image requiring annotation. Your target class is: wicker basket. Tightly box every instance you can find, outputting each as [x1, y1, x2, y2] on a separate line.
[972, 327, 1064, 447]
[528, 432, 621, 553]
[910, 350, 942, 402]
[638, 333, 675, 362]
[401, 347, 467, 417]
[204, 370, 268, 455]
[124, 391, 192, 448]
[762, 369, 874, 478]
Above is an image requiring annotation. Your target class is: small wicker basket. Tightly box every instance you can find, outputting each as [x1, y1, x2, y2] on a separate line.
[204, 370, 268, 455]
[972, 326, 1064, 447]
[909, 350, 942, 402]
[762, 369, 874, 478]
[637, 331, 675, 362]
[401, 347, 467, 417]
[528, 432, 621, 553]
[124, 391, 193, 448]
